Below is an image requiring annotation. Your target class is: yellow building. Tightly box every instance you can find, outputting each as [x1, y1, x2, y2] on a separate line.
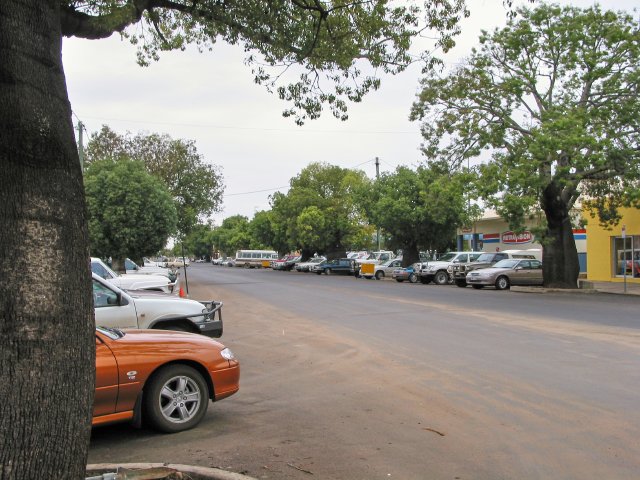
[585, 207, 640, 283]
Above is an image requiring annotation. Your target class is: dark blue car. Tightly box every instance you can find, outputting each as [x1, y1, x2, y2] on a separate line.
[314, 258, 357, 275]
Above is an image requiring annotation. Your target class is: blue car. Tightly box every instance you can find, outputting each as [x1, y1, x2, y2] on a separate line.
[314, 258, 357, 275]
[391, 263, 422, 283]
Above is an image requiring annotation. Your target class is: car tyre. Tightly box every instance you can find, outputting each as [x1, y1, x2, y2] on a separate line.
[409, 273, 418, 284]
[434, 270, 449, 285]
[143, 364, 209, 433]
[455, 279, 467, 288]
[495, 276, 510, 290]
[325, 269, 332, 275]
[375, 271, 384, 280]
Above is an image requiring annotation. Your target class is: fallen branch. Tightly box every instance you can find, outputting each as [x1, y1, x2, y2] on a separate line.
[287, 463, 314, 474]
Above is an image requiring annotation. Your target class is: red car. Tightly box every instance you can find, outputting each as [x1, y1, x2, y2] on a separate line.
[94, 327, 239, 433]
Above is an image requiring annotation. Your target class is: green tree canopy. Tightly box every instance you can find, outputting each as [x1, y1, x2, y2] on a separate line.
[270, 162, 372, 259]
[86, 126, 224, 236]
[411, 3, 640, 288]
[209, 215, 253, 257]
[85, 159, 177, 265]
[249, 210, 276, 252]
[183, 223, 215, 259]
[363, 163, 474, 265]
[62, 1, 468, 124]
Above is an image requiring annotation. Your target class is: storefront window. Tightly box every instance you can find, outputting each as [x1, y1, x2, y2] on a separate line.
[613, 236, 640, 278]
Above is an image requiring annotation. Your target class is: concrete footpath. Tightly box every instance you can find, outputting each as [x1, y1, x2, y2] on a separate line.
[87, 463, 257, 480]
[582, 279, 640, 295]
[513, 279, 640, 295]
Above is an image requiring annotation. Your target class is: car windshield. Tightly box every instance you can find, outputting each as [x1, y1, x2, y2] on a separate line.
[475, 253, 495, 262]
[493, 259, 519, 268]
[96, 326, 124, 339]
[125, 258, 138, 270]
[310, 257, 324, 263]
[91, 260, 118, 280]
[438, 253, 458, 262]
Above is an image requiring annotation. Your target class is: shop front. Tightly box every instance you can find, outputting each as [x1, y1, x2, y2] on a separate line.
[586, 207, 640, 282]
[457, 210, 587, 273]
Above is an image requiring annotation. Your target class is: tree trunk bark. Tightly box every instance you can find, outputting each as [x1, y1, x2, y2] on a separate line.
[402, 243, 420, 267]
[325, 238, 346, 260]
[541, 183, 580, 289]
[0, 2, 94, 479]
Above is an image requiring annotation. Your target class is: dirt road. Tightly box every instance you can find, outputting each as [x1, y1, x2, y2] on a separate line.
[89, 268, 640, 479]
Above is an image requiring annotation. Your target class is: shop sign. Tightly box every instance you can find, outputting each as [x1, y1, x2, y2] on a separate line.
[502, 230, 534, 244]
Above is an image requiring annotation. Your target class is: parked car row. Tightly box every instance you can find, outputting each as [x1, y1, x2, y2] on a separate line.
[262, 249, 544, 290]
[90, 257, 239, 434]
[125, 257, 178, 283]
[91, 257, 177, 293]
[212, 257, 236, 267]
[449, 250, 540, 287]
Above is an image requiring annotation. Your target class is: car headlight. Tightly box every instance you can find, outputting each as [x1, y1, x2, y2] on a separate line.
[220, 348, 235, 360]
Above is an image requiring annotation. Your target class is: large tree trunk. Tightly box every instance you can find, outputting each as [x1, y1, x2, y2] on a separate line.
[0, 2, 94, 479]
[324, 237, 347, 260]
[401, 242, 420, 267]
[541, 183, 580, 289]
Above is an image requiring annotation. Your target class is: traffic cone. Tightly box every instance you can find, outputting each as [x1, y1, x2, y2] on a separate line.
[179, 286, 186, 298]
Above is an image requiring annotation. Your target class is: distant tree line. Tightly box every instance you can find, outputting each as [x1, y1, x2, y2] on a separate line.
[85, 3, 640, 287]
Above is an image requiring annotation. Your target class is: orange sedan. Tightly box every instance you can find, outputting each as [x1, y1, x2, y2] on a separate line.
[94, 327, 239, 433]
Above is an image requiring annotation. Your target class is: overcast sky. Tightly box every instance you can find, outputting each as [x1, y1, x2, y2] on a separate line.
[62, 0, 636, 225]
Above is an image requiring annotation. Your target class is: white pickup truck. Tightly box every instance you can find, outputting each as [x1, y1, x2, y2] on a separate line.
[418, 251, 482, 285]
[91, 257, 175, 294]
[92, 273, 223, 338]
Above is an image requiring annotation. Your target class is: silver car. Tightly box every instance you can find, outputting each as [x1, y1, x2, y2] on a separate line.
[465, 259, 543, 290]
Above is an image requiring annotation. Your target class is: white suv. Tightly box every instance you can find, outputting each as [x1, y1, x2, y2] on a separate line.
[93, 273, 223, 337]
[418, 251, 482, 285]
[91, 257, 175, 293]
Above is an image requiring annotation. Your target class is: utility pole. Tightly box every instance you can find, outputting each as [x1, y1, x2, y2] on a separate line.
[77, 120, 84, 169]
[375, 157, 380, 251]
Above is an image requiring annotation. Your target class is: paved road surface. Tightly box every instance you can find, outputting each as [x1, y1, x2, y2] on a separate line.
[90, 264, 640, 479]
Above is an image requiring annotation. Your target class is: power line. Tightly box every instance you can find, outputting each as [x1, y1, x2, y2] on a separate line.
[76, 115, 419, 135]
[224, 185, 289, 197]
[349, 158, 375, 169]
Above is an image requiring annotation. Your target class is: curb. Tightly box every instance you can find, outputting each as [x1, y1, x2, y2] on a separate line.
[510, 286, 595, 294]
[510, 286, 628, 295]
[87, 463, 257, 480]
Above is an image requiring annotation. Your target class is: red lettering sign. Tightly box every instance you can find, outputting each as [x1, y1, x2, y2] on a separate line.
[502, 231, 533, 244]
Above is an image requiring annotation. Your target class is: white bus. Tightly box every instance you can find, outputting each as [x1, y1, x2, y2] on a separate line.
[235, 249, 279, 268]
